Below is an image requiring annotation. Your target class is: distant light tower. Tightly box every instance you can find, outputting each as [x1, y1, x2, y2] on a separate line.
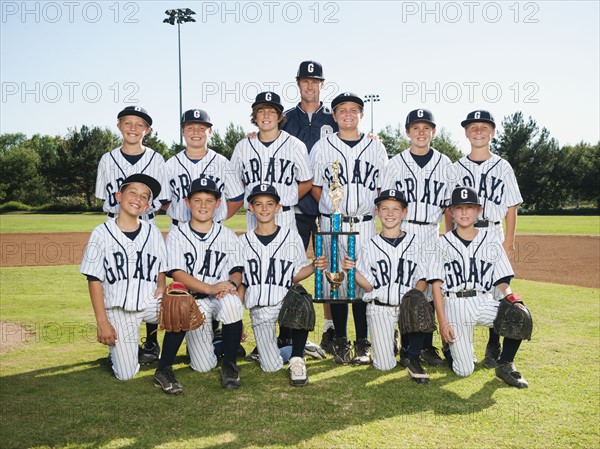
[364, 94, 380, 134]
[163, 8, 196, 145]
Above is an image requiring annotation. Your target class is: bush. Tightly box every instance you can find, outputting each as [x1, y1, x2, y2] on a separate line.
[0, 201, 32, 213]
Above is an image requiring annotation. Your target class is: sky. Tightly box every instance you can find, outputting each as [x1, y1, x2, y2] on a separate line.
[1, 1, 599, 152]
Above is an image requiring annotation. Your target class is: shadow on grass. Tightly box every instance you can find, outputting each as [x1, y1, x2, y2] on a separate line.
[0, 353, 504, 449]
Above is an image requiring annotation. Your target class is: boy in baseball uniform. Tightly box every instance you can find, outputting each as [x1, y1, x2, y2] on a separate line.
[154, 177, 244, 394]
[430, 186, 529, 388]
[81, 174, 166, 381]
[239, 184, 327, 387]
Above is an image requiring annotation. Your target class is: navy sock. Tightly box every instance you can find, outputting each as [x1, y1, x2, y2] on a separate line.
[278, 325, 292, 344]
[331, 303, 348, 339]
[352, 301, 368, 340]
[221, 321, 242, 365]
[146, 322, 158, 344]
[401, 333, 409, 353]
[158, 331, 185, 370]
[291, 328, 309, 358]
[408, 332, 426, 358]
[498, 337, 522, 364]
[488, 327, 501, 346]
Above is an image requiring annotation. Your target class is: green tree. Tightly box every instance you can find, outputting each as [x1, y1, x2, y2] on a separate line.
[210, 123, 247, 159]
[0, 145, 46, 204]
[563, 141, 600, 208]
[143, 131, 170, 160]
[431, 129, 463, 162]
[0, 133, 28, 154]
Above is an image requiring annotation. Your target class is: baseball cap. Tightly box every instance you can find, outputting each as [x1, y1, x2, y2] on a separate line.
[181, 109, 213, 127]
[296, 60, 325, 80]
[461, 110, 496, 128]
[251, 92, 284, 112]
[187, 177, 221, 199]
[117, 106, 152, 127]
[450, 186, 481, 207]
[375, 189, 408, 207]
[247, 184, 281, 204]
[331, 92, 364, 111]
[405, 109, 436, 129]
[120, 173, 161, 199]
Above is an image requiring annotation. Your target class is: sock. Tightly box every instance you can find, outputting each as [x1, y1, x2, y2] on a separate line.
[498, 338, 522, 364]
[408, 332, 426, 358]
[323, 319, 334, 332]
[221, 321, 243, 365]
[330, 303, 348, 339]
[423, 330, 433, 349]
[488, 327, 501, 346]
[278, 325, 292, 346]
[158, 331, 185, 371]
[291, 328, 309, 358]
[401, 333, 409, 354]
[146, 323, 158, 344]
[352, 301, 368, 340]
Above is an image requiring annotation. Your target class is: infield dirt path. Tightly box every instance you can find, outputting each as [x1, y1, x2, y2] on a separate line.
[1, 233, 598, 288]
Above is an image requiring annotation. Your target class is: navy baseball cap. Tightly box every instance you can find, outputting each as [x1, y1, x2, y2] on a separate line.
[405, 109, 436, 129]
[247, 184, 281, 204]
[181, 109, 213, 127]
[251, 92, 284, 112]
[375, 189, 408, 207]
[187, 177, 221, 199]
[120, 173, 161, 199]
[332, 92, 364, 111]
[117, 106, 152, 127]
[296, 60, 325, 80]
[450, 186, 481, 207]
[461, 110, 496, 128]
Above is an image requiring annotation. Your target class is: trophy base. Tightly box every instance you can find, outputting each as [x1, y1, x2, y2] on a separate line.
[312, 297, 363, 304]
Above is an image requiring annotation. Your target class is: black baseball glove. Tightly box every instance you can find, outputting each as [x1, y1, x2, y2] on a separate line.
[493, 293, 533, 340]
[278, 284, 316, 331]
[399, 288, 436, 334]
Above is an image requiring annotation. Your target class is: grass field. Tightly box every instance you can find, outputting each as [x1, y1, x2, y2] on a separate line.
[0, 265, 599, 449]
[0, 213, 598, 235]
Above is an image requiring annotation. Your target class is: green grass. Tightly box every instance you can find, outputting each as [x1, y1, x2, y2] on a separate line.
[0, 213, 598, 235]
[1, 265, 598, 449]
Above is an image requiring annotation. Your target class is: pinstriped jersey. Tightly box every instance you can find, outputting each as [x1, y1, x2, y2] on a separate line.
[239, 227, 308, 308]
[453, 154, 523, 222]
[311, 134, 388, 216]
[165, 149, 243, 223]
[428, 229, 514, 293]
[381, 148, 453, 224]
[166, 222, 241, 289]
[95, 147, 168, 215]
[357, 233, 426, 305]
[80, 220, 167, 311]
[229, 130, 312, 208]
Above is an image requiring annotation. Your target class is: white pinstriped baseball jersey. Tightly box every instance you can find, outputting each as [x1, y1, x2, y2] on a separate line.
[453, 154, 523, 223]
[239, 227, 308, 309]
[381, 148, 453, 224]
[311, 134, 388, 216]
[428, 229, 514, 293]
[95, 147, 168, 216]
[229, 130, 312, 208]
[165, 149, 242, 224]
[357, 233, 426, 305]
[80, 220, 167, 311]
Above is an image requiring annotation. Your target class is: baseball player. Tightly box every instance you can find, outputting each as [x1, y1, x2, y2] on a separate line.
[95, 106, 168, 363]
[453, 110, 523, 368]
[164, 109, 243, 228]
[239, 184, 327, 386]
[283, 60, 339, 354]
[341, 190, 431, 383]
[380, 109, 453, 367]
[229, 92, 313, 232]
[154, 177, 244, 394]
[311, 92, 389, 365]
[429, 186, 528, 388]
[80, 174, 166, 381]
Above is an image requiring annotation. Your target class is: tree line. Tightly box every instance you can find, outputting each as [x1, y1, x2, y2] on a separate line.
[0, 112, 597, 211]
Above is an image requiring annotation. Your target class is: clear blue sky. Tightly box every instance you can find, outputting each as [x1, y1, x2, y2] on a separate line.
[1, 1, 598, 151]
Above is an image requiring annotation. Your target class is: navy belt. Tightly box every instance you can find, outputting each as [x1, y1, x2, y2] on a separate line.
[109, 212, 155, 219]
[281, 206, 292, 212]
[475, 220, 501, 228]
[447, 290, 478, 298]
[322, 214, 373, 223]
[407, 220, 434, 225]
[373, 299, 398, 307]
[172, 219, 180, 226]
[192, 292, 209, 299]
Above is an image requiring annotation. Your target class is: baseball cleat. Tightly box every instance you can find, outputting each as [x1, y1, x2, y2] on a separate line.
[320, 328, 335, 355]
[332, 337, 352, 365]
[304, 340, 326, 360]
[288, 356, 308, 387]
[405, 358, 430, 384]
[154, 367, 183, 395]
[482, 343, 501, 369]
[399, 348, 410, 369]
[244, 348, 260, 363]
[352, 339, 371, 365]
[420, 346, 446, 367]
[495, 362, 528, 389]
[221, 361, 241, 389]
[139, 341, 160, 365]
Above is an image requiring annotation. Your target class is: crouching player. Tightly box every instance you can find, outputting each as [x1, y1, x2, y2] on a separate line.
[154, 177, 244, 394]
[239, 184, 327, 386]
[430, 186, 530, 388]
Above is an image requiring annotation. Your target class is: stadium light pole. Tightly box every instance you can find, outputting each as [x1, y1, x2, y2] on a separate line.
[364, 94, 380, 134]
[163, 8, 196, 145]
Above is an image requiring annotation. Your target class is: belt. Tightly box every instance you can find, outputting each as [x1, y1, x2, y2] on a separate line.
[373, 299, 398, 307]
[109, 212, 155, 219]
[447, 290, 478, 298]
[407, 220, 435, 225]
[475, 220, 501, 228]
[172, 219, 180, 226]
[322, 214, 373, 223]
[192, 292, 208, 300]
[281, 206, 292, 212]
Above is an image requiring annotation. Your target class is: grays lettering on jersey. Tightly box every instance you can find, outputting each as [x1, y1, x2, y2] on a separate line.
[165, 150, 241, 223]
[311, 134, 388, 215]
[229, 130, 312, 208]
[95, 147, 168, 215]
[381, 149, 453, 224]
[80, 220, 167, 311]
[454, 154, 523, 222]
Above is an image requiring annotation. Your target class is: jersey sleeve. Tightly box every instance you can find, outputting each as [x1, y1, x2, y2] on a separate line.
[293, 140, 313, 182]
[94, 154, 109, 200]
[376, 141, 390, 189]
[426, 236, 445, 283]
[502, 161, 523, 207]
[80, 226, 107, 281]
[165, 230, 188, 274]
[291, 231, 309, 278]
[310, 141, 324, 187]
[154, 226, 168, 274]
[491, 240, 515, 283]
[228, 143, 246, 197]
[355, 244, 375, 288]
[380, 157, 400, 191]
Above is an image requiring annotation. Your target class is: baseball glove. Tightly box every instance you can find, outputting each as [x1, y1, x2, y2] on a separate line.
[399, 288, 436, 334]
[493, 293, 533, 340]
[278, 284, 316, 331]
[159, 282, 205, 333]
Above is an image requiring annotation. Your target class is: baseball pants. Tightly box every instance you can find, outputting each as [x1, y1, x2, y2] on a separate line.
[366, 302, 400, 371]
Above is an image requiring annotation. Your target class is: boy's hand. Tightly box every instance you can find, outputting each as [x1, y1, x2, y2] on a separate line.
[313, 255, 328, 271]
[211, 281, 237, 298]
[246, 131, 257, 139]
[440, 320, 455, 344]
[502, 240, 516, 261]
[97, 321, 117, 346]
[341, 255, 356, 271]
[153, 285, 165, 299]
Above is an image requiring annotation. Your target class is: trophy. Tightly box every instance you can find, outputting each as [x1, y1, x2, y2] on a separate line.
[314, 161, 358, 302]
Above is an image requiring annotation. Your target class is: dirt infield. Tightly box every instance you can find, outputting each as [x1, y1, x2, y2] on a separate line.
[1, 232, 598, 288]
